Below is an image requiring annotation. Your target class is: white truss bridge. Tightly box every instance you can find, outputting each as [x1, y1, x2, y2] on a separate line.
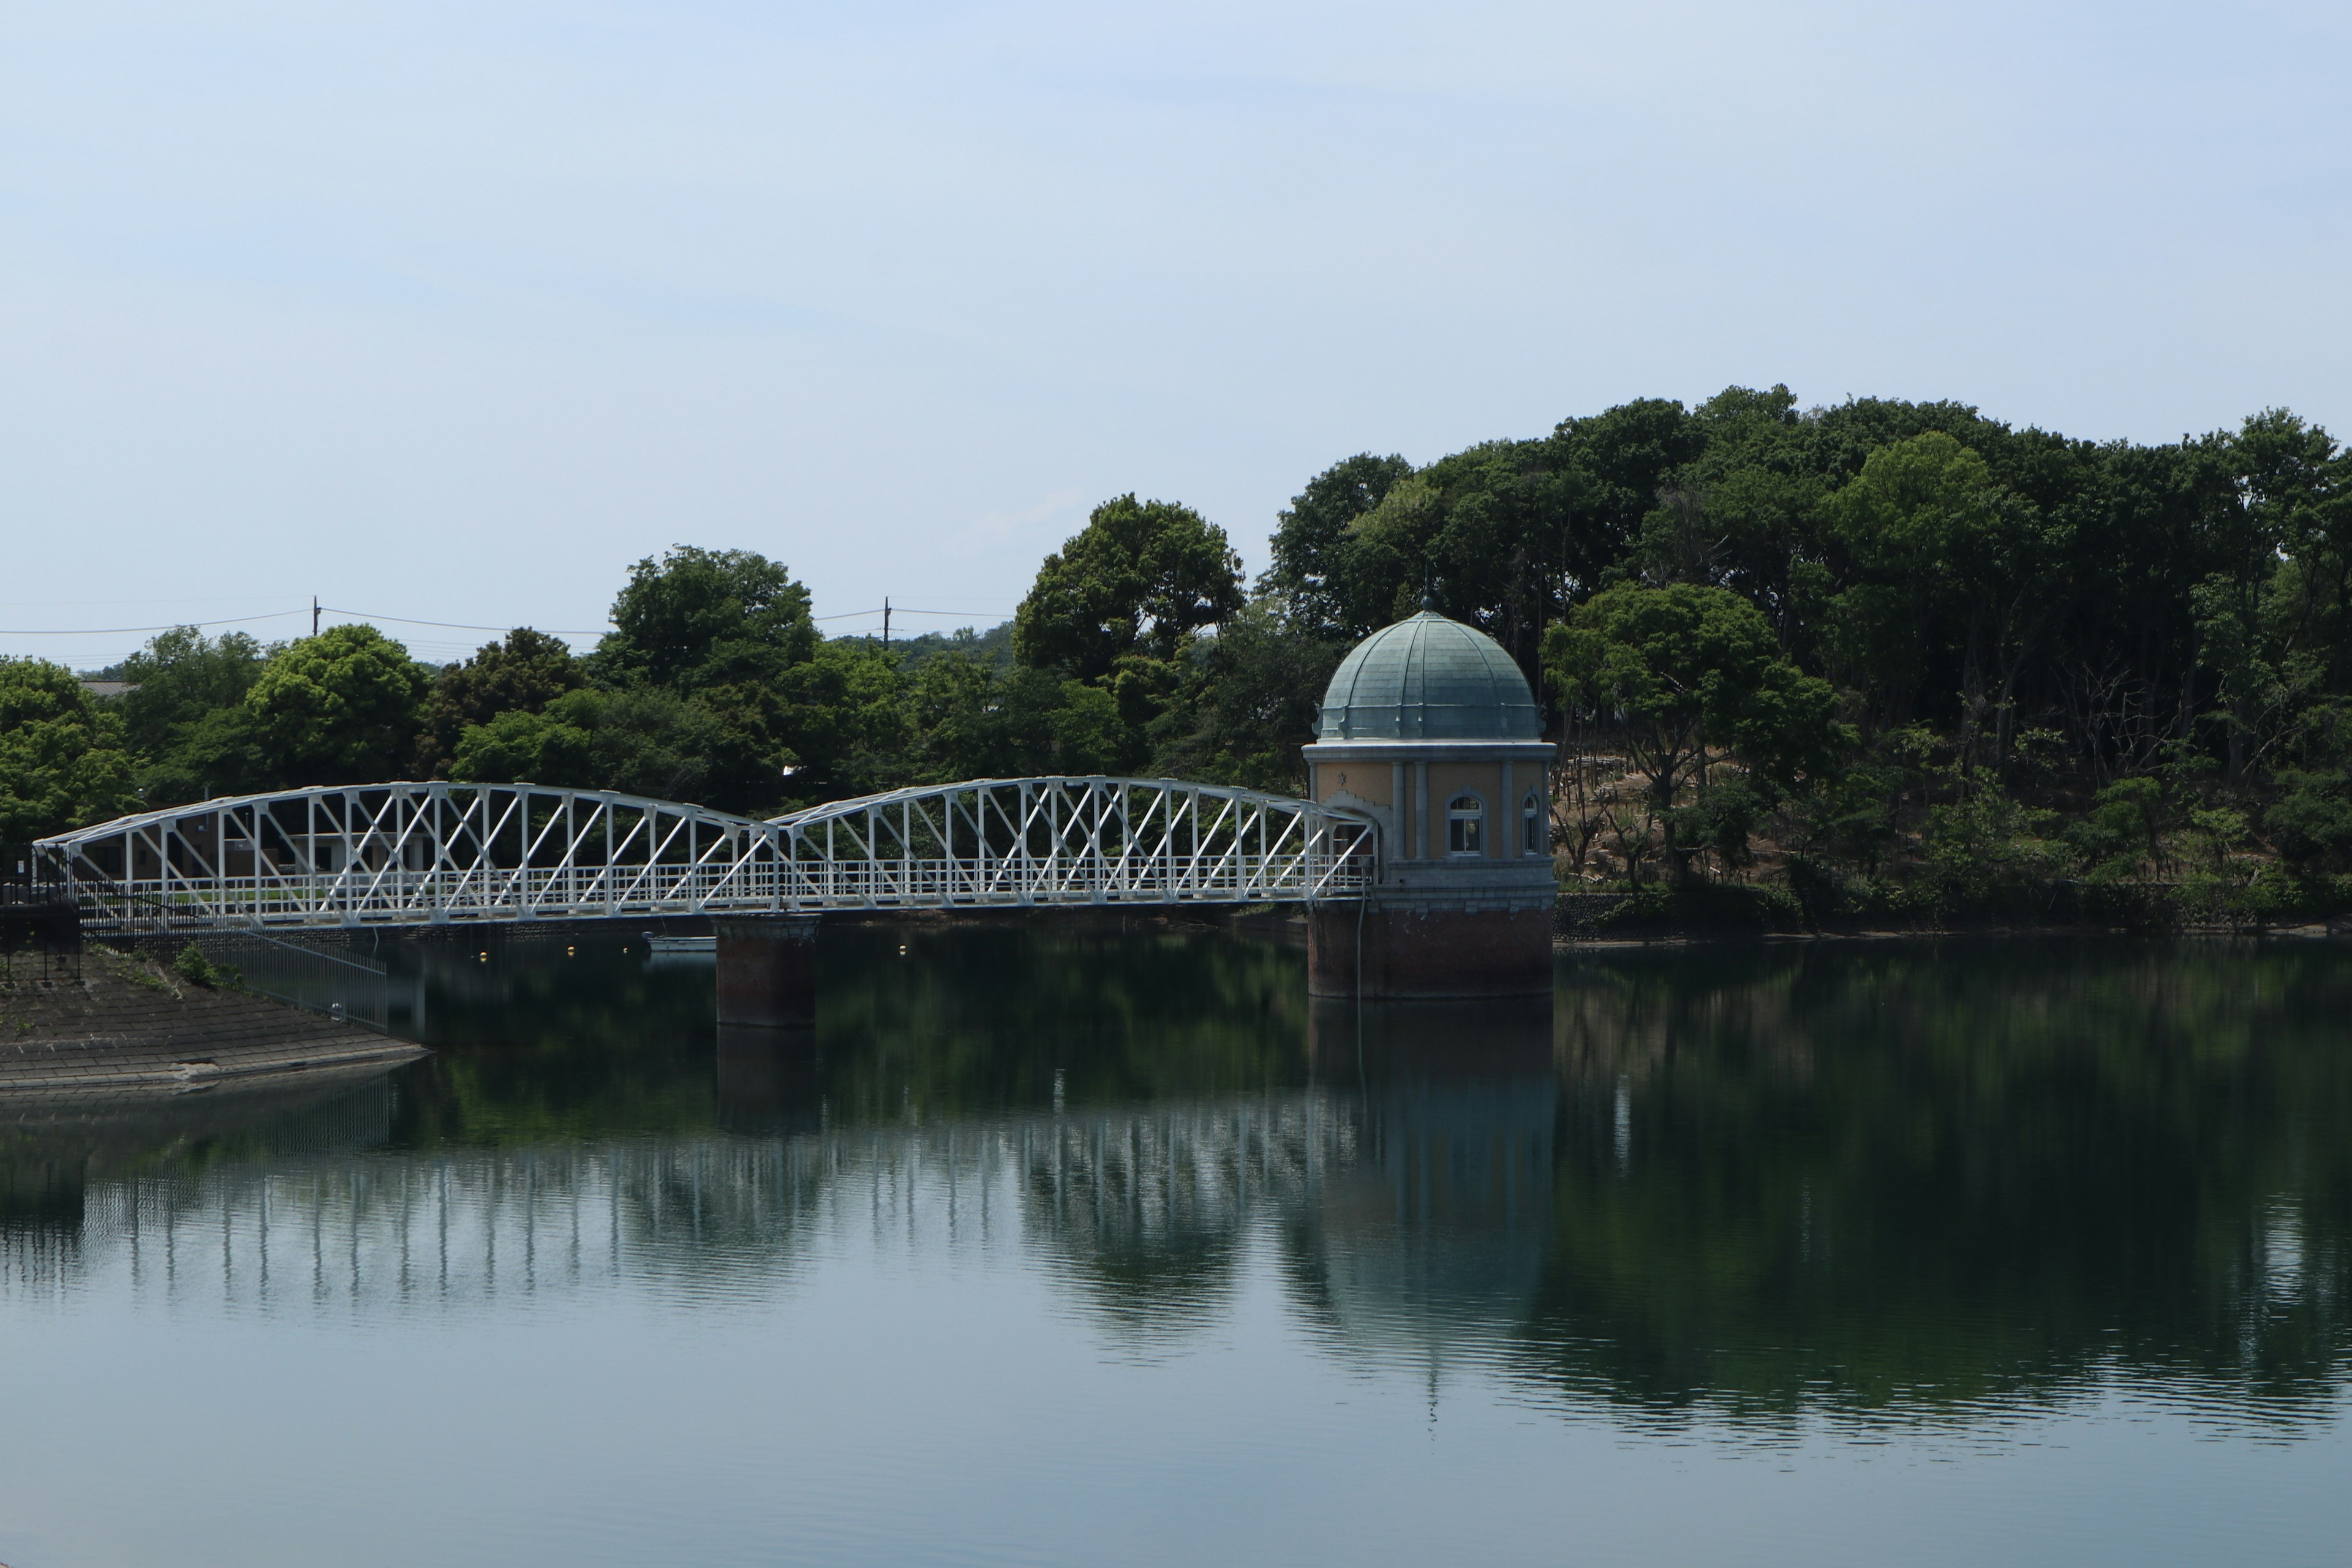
[33, 778, 1377, 933]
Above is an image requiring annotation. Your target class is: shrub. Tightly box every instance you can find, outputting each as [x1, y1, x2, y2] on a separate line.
[1593, 881, 1804, 934]
[170, 944, 241, 990]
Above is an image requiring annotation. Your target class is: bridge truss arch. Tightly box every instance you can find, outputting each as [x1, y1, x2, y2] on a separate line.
[35, 777, 1375, 933]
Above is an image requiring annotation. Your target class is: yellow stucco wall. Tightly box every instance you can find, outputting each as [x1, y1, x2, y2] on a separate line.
[1312, 761, 1394, 808]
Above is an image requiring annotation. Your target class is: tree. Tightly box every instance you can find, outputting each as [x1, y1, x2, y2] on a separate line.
[1148, 601, 1344, 791]
[902, 654, 1126, 783]
[0, 658, 135, 843]
[1262, 454, 1413, 641]
[1013, 496, 1243, 682]
[1544, 584, 1844, 880]
[448, 704, 598, 790]
[593, 546, 816, 693]
[243, 625, 431, 785]
[1823, 431, 2059, 767]
[114, 627, 270, 758]
[1335, 440, 1580, 673]
[2194, 411, 2347, 782]
[451, 687, 718, 802]
[105, 627, 274, 805]
[766, 639, 913, 804]
[1547, 396, 1705, 568]
[1271, 399, 1697, 680]
[415, 628, 585, 777]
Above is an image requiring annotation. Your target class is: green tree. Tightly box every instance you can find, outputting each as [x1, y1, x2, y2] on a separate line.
[415, 628, 585, 777]
[104, 627, 274, 805]
[1547, 396, 1705, 575]
[243, 625, 431, 785]
[902, 654, 1126, 783]
[1148, 600, 1344, 791]
[2266, 770, 2352, 873]
[1823, 431, 2059, 764]
[1544, 583, 1844, 880]
[0, 658, 135, 843]
[1262, 454, 1414, 641]
[114, 627, 270, 757]
[2194, 412, 2346, 782]
[452, 687, 715, 801]
[448, 703, 600, 790]
[593, 546, 816, 693]
[1335, 440, 1580, 669]
[1013, 496, 1243, 682]
[1271, 399, 1694, 677]
[767, 639, 913, 804]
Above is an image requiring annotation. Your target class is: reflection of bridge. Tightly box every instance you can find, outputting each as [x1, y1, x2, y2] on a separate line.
[33, 778, 1375, 934]
[0, 1073, 1548, 1366]
[0, 1087, 1362, 1318]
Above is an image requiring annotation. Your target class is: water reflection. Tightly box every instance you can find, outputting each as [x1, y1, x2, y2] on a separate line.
[2, 927, 2348, 1440]
[1537, 941, 2352, 1434]
[1291, 998, 1558, 1376]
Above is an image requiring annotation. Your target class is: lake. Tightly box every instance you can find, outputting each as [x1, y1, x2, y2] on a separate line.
[1, 921, 2346, 1567]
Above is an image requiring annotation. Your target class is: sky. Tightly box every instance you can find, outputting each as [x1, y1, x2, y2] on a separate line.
[3, 0, 2347, 668]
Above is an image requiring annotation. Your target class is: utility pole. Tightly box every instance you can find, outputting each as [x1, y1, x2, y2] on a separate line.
[882, 597, 891, 649]
[311, 596, 320, 636]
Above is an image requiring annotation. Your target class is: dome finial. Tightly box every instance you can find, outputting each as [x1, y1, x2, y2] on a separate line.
[1419, 568, 1438, 614]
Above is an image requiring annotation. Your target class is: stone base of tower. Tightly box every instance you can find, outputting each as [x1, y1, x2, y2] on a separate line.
[713, 914, 821, 1028]
[1307, 896, 1554, 1000]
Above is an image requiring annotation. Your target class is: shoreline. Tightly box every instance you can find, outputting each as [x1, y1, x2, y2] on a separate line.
[1555, 919, 2348, 950]
[2, 948, 428, 1096]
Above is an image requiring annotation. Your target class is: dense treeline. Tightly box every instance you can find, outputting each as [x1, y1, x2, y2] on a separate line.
[1267, 386, 2352, 919]
[6, 385, 2348, 921]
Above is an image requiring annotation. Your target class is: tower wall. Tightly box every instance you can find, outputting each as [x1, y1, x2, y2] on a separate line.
[1305, 736, 1558, 1000]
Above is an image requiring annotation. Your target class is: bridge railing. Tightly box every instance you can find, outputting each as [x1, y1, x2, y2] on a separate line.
[56, 846, 1370, 928]
[36, 778, 1376, 931]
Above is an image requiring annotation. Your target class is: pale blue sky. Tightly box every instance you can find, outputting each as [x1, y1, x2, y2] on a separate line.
[3, 0, 2346, 665]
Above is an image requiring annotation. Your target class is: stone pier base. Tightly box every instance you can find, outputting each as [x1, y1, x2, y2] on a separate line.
[1308, 899, 1554, 999]
[712, 915, 821, 1028]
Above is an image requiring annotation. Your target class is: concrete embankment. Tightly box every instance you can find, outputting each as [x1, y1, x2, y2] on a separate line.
[0, 948, 426, 1096]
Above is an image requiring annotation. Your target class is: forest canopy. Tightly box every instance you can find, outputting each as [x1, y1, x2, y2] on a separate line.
[10, 385, 2349, 924]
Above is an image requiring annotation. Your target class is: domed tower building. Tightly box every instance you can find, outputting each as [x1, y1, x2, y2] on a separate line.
[1304, 605, 1557, 997]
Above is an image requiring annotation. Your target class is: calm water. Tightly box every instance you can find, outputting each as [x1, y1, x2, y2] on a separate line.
[2, 923, 2348, 1567]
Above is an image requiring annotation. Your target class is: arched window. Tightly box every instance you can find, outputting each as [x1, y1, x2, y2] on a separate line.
[1523, 790, 1547, 856]
[1446, 793, 1485, 856]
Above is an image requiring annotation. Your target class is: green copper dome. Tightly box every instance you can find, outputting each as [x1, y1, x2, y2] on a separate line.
[1316, 611, 1544, 741]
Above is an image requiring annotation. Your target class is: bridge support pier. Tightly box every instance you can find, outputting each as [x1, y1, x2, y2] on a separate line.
[713, 914, 821, 1028]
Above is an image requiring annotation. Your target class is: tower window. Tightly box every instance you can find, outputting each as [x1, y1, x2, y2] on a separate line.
[1446, 793, 1484, 855]
[1523, 790, 1547, 855]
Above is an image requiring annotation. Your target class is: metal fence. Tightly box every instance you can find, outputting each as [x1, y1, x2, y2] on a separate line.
[1, 848, 81, 982]
[183, 929, 390, 1033]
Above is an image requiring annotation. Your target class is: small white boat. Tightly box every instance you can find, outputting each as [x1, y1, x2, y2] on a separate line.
[643, 932, 717, 957]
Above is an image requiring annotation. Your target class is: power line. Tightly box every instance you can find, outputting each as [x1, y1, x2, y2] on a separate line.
[1, 601, 1005, 640]
[815, 606, 1009, 622]
[0, 609, 306, 636]
[318, 606, 614, 636]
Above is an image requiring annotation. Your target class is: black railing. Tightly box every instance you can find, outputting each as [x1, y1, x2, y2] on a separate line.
[0, 844, 82, 981]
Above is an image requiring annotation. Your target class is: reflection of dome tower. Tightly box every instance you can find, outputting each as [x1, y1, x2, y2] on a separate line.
[1304, 609, 1556, 996]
